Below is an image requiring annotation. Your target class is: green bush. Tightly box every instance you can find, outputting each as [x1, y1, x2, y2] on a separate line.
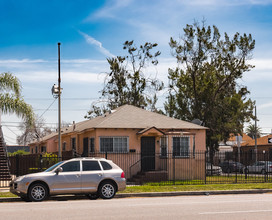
[8, 150, 30, 156]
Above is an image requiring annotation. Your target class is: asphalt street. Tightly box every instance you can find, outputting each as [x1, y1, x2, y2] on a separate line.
[1, 194, 272, 220]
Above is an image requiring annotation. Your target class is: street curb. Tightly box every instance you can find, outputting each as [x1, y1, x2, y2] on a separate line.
[1, 189, 272, 202]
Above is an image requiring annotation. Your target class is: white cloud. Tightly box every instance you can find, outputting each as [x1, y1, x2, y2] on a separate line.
[259, 102, 272, 110]
[86, 0, 133, 20]
[177, 0, 272, 6]
[78, 31, 115, 58]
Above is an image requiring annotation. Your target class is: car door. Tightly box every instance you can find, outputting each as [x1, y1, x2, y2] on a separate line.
[50, 160, 81, 194]
[81, 160, 103, 193]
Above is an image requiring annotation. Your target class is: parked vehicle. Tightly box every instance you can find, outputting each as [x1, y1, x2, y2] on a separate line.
[244, 161, 272, 174]
[206, 163, 222, 176]
[10, 158, 126, 202]
[219, 161, 244, 173]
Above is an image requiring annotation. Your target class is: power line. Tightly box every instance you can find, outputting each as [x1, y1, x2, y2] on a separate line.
[2, 123, 20, 136]
[38, 98, 57, 118]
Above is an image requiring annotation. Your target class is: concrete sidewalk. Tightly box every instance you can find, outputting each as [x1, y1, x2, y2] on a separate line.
[1, 189, 272, 203]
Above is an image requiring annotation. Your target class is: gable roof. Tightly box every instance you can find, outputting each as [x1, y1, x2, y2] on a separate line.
[32, 105, 207, 143]
[242, 134, 272, 147]
[73, 105, 207, 132]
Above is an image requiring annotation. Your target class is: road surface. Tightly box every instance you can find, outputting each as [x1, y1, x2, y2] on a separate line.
[1, 194, 272, 219]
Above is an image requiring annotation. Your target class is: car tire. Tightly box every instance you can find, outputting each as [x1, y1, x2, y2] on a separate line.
[99, 181, 116, 199]
[28, 183, 48, 202]
[244, 168, 249, 174]
[86, 193, 99, 200]
[226, 168, 231, 173]
[20, 195, 31, 202]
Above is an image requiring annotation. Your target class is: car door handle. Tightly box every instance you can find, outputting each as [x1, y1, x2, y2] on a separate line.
[98, 173, 102, 177]
[76, 174, 81, 178]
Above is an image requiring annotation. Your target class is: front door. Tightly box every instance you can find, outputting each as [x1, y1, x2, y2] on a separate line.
[82, 138, 89, 157]
[141, 137, 155, 171]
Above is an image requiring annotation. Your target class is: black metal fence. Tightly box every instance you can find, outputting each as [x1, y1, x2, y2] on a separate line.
[2, 150, 272, 188]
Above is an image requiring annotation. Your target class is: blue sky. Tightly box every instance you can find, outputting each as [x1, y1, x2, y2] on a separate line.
[1, 0, 272, 145]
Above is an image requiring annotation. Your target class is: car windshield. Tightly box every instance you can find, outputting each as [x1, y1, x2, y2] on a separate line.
[44, 161, 64, 172]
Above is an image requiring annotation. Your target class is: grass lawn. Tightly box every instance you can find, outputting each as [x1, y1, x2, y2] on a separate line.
[120, 183, 272, 194]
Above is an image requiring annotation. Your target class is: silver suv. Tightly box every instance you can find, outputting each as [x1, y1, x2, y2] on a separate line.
[10, 158, 126, 202]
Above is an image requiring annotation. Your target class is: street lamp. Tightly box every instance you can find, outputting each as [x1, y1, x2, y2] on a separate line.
[51, 43, 62, 160]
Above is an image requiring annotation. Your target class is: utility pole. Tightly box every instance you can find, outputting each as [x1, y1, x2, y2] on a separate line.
[52, 43, 62, 160]
[58, 43, 62, 160]
[255, 105, 257, 162]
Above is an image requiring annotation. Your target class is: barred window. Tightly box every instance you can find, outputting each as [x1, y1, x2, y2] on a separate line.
[173, 136, 190, 157]
[71, 138, 76, 150]
[160, 136, 168, 157]
[90, 138, 95, 153]
[100, 137, 128, 153]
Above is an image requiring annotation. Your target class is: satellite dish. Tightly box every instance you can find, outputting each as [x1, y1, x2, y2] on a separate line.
[191, 119, 203, 126]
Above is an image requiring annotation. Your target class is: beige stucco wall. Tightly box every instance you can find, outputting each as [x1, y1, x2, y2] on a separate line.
[29, 127, 207, 180]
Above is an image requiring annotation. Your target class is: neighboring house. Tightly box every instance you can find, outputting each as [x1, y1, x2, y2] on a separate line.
[29, 105, 207, 179]
[217, 133, 253, 164]
[233, 134, 272, 163]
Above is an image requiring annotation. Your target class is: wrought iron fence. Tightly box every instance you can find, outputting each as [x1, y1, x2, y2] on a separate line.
[2, 150, 272, 188]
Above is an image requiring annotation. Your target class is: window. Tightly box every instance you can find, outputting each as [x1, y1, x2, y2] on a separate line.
[160, 136, 168, 157]
[100, 137, 128, 153]
[35, 146, 38, 154]
[90, 138, 95, 153]
[62, 142, 66, 151]
[100, 161, 112, 170]
[61, 161, 80, 172]
[173, 136, 190, 157]
[82, 161, 101, 171]
[71, 138, 76, 151]
[41, 146, 47, 153]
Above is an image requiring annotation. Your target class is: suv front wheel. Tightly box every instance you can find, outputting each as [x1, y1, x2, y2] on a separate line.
[28, 183, 48, 202]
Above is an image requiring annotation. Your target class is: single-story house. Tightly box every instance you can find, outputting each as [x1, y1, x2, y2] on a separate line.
[233, 134, 272, 163]
[29, 105, 207, 180]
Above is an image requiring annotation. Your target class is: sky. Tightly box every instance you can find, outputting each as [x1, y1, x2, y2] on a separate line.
[1, 0, 272, 145]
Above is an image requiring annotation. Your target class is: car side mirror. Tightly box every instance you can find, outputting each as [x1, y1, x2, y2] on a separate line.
[55, 167, 63, 175]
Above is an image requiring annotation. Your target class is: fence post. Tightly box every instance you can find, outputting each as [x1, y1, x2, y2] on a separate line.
[235, 152, 237, 184]
[39, 154, 43, 171]
[15, 154, 20, 177]
[173, 153, 175, 185]
[204, 151, 207, 184]
[105, 151, 108, 159]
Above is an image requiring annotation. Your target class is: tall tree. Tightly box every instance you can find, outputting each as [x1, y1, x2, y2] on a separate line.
[17, 115, 52, 145]
[165, 21, 255, 152]
[245, 123, 261, 139]
[85, 40, 163, 119]
[0, 72, 34, 125]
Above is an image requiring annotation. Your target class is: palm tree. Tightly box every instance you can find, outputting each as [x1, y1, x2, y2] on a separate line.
[0, 72, 34, 125]
[245, 123, 262, 139]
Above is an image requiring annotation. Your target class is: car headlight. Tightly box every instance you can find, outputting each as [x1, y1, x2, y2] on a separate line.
[16, 176, 25, 182]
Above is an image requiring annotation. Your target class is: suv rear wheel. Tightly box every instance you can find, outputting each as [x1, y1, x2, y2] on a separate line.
[99, 181, 116, 199]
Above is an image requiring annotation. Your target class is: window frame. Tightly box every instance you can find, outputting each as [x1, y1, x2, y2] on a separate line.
[99, 136, 129, 153]
[172, 136, 190, 158]
[71, 137, 76, 151]
[160, 136, 168, 158]
[90, 137, 95, 153]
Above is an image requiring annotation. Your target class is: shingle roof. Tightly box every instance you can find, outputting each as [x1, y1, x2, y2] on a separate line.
[242, 134, 272, 146]
[32, 105, 207, 143]
[73, 104, 207, 132]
